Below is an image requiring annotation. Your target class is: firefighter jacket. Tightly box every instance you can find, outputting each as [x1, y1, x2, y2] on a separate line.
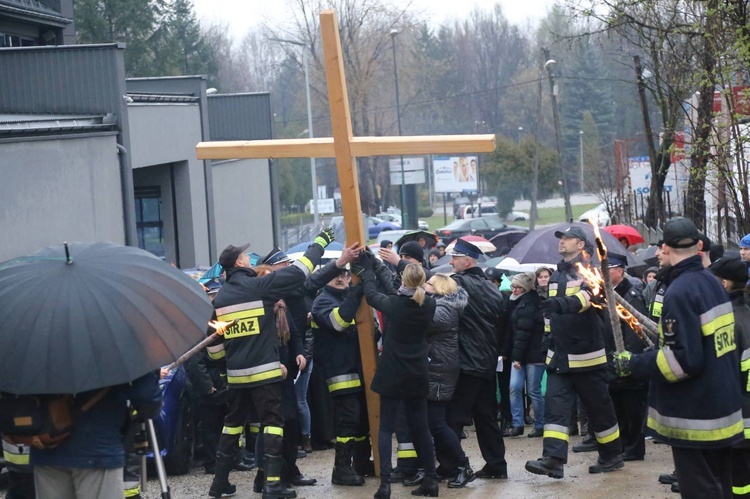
[544, 253, 607, 373]
[211, 244, 324, 388]
[629, 255, 743, 449]
[647, 266, 670, 322]
[729, 290, 750, 443]
[311, 283, 366, 397]
[2, 436, 30, 471]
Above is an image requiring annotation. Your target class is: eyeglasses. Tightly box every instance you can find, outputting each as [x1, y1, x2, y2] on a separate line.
[510, 285, 524, 290]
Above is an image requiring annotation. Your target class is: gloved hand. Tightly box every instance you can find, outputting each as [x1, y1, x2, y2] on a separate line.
[359, 250, 376, 271]
[313, 226, 335, 248]
[614, 351, 632, 377]
[539, 297, 564, 315]
[350, 262, 365, 278]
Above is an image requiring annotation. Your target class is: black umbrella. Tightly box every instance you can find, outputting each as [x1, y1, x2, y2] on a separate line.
[488, 231, 529, 256]
[394, 230, 439, 249]
[0, 242, 214, 395]
[507, 222, 637, 266]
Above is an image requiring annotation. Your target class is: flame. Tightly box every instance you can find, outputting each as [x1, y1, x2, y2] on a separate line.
[208, 319, 236, 336]
[615, 303, 645, 338]
[589, 217, 607, 261]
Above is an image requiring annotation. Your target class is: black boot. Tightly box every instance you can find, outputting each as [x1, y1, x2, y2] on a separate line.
[524, 457, 564, 479]
[403, 469, 425, 486]
[353, 437, 376, 477]
[411, 476, 439, 497]
[253, 469, 265, 493]
[209, 453, 237, 498]
[262, 455, 297, 499]
[332, 441, 365, 486]
[374, 477, 391, 498]
[447, 461, 475, 488]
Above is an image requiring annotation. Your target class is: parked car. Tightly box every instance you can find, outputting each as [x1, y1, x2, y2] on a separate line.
[418, 220, 429, 230]
[506, 210, 529, 222]
[368, 216, 401, 239]
[579, 203, 611, 227]
[377, 213, 429, 230]
[459, 204, 498, 219]
[436, 216, 528, 244]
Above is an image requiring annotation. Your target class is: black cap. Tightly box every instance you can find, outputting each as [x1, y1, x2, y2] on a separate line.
[399, 241, 424, 263]
[219, 243, 250, 270]
[698, 233, 711, 253]
[554, 226, 588, 244]
[710, 243, 725, 264]
[262, 246, 291, 266]
[709, 257, 749, 283]
[608, 253, 628, 268]
[485, 267, 504, 282]
[663, 217, 700, 248]
[380, 239, 393, 248]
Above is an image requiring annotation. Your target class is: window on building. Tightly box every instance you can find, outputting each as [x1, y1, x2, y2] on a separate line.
[135, 187, 165, 258]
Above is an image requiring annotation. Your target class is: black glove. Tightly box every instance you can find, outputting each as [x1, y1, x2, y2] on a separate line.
[350, 262, 365, 277]
[359, 250, 376, 271]
[313, 226, 335, 248]
[539, 297, 564, 315]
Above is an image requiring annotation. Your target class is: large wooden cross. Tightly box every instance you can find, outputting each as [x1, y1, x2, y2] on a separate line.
[196, 10, 495, 471]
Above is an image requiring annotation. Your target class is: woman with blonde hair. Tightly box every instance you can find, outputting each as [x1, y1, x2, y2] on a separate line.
[359, 255, 439, 498]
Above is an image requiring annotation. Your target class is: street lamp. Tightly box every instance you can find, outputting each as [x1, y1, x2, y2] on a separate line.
[268, 37, 320, 227]
[543, 55, 573, 222]
[390, 29, 407, 227]
[579, 130, 584, 192]
[517, 126, 523, 144]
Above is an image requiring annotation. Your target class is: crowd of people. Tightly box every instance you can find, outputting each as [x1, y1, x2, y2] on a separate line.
[6, 216, 750, 499]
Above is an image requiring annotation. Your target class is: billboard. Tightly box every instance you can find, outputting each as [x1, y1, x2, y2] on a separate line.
[389, 157, 425, 185]
[433, 156, 478, 193]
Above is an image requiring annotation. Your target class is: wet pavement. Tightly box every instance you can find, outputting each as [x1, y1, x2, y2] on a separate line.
[143, 427, 677, 498]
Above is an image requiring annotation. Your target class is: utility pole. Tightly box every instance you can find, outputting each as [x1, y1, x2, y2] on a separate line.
[579, 130, 584, 192]
[530, 56, 544, 230]
[634, 55, 661, 227]
[544, 48, 573, 223]
[390, 29, 407, 227]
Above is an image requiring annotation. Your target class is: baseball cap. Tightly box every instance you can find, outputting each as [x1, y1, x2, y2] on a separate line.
[262, 246, 291, 266]
[485, 267, 504, 281]
[219, 242, 250, 270]
[709, 257, 749, 283]
[663, 217, 700, 248]
[448, 238, 482, 259]
[399, 241, 424, 263]
[554, 226, 588, 244]
[697, 233, 711, 253]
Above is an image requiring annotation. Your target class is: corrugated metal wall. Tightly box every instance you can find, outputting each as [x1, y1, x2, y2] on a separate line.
[0, 43, 125, 115]
[207, 93, 272, 141]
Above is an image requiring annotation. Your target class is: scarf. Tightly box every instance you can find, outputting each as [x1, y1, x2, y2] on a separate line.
[274, 299, 290, 345]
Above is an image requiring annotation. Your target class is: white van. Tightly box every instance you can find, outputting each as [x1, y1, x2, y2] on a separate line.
[458, 204, 498, 219]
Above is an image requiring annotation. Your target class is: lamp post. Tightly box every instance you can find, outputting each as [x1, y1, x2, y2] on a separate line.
[269, 37, 319, 227]
[579, 130, 584, 192]
[543, 52, 573, 222]
[390, 29, 407, 227]
[517, 126, 523, 144]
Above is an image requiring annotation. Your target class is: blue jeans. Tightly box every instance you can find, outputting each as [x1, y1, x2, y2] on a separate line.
[294, 360, 312, 436]
[509, 363, 545, 429]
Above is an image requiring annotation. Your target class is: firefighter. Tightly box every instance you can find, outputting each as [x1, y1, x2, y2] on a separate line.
[207, 228, 335, 499]
[708, 256, 750, 498]
[525, 226, 624, 479]
[616, 218, 743, 498]
[2, 437, 34, 499]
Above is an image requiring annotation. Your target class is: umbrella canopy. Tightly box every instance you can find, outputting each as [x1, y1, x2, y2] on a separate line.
[0, 242, 214, 395]
[446, 235, 496, 255]
[603, 225, 645, 247]
[507, 222, 637, 267]
[488, 231, 529, 256]
[394, 230, 439, 249]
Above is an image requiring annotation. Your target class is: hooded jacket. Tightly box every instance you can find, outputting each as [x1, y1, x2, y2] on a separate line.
[510, 290, 545, 365]
[426, 287, 468, 401]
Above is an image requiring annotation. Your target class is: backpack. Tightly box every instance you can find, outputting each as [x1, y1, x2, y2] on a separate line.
[0, 388, 110, 449]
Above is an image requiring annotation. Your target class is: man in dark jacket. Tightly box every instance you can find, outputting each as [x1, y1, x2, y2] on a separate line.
[31, 373, 162, 498]
[708, 256, 750, 497]
[525, 226, 623, 479]
[576, 254, 649, 460]
[447, 238, 508, 480]
[617, 218, 743, 498]
[208, 228, 334, 499]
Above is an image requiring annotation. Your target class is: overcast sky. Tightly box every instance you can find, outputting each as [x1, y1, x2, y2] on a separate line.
[192, 0, 557, 41]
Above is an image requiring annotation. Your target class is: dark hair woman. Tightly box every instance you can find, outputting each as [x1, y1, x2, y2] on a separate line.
[360, 256, 439, 498]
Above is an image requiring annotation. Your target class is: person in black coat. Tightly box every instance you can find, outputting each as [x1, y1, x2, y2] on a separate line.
[508, 272, 546, 438]
[360, 257, 439, 499]
[424, 274, 475, 488]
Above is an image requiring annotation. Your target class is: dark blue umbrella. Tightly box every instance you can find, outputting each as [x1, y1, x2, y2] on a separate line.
[0, 242, 214, 395]
[286, 241, 343, 254]
[507, 222, 637, 266]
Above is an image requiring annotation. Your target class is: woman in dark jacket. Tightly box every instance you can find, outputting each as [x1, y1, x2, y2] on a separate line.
[424, 274, 475, 488]
[361, 258, 439, 498]
[508, 272, 546, 438]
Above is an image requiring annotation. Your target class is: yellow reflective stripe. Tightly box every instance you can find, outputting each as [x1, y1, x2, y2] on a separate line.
[227, 362, 283, 385]
[353, 435, 367, 442]
[734, 484, 750, 495]
[647, 408, 743, 442]
[216, 300, 263, 317]
[337, 436, 356, 443]
[207, 344, 225, 360]
[330, 307, 354, 332]
[574, 290, 590, 311]
[327, 373, 362, 393]
[294, 257, 313, 276]
[398, 449, 418, 458]
[264, 426, 284, 436]
[222, 425, 243, 435]
[2, 450, 29, 465]
[742, 348, 750, 371]
[125, 485, 141, 497]
[565, 286, 581, 296]
[700, 303, 734, 337]
[745, 428, 750, 440]
[568, 349, 607, 368]
[249, 424, 260, 434]
[267, 475, 281, 482]
[595, 425, 620, 444]
[656, 347, 689, 382]
[543, 424, 569, 442]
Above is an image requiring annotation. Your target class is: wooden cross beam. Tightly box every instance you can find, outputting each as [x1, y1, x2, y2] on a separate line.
[196, 10, 495, 472]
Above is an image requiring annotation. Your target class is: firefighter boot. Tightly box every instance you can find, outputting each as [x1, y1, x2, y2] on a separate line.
[353, 437, 376, 477]
[209, 453, 237, 498]
[524, 457, 565, 479]
[262, 455, 296, 499]
[332, 442, 365, 486]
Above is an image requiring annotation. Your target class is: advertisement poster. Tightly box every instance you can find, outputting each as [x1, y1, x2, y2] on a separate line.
[433, 156, 478, 193]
